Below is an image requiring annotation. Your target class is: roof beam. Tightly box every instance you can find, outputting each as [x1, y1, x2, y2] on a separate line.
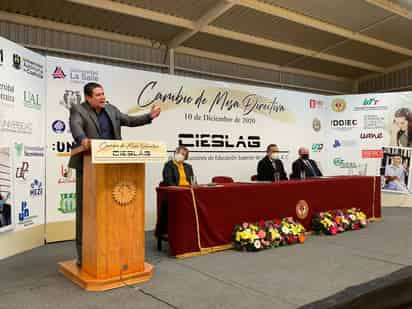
[203, 26, 385, 72]
[168, 0, 238, 49]
[0, 11, 351, 83]
[238, 0, 412, 57]
[177, 46, 351, 82]
[65, 0, 385, 72]
[66, 0, 196, 29]
[358, 57, 412, 82]
[0, 10, 154, 47]
[365, 0, 412, 20]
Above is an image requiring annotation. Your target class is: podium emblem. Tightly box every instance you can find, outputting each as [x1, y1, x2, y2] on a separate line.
[296, 200, 309, 219]
[112, 181, 136, 205]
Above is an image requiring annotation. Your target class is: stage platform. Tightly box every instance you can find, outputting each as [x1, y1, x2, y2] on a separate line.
[1, 207, 412, 308]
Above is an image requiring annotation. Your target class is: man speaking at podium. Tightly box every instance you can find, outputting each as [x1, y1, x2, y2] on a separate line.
[68, 82, 161, 267]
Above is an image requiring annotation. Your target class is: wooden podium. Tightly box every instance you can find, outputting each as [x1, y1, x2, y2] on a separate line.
[59, 140, 166, 291]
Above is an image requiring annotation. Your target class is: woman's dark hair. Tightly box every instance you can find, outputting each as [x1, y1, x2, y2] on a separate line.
[0, 193, 3, 200]
[84, 82, 103, 97]
[394, 108, 412, 146]
[176, 146, 189, 160]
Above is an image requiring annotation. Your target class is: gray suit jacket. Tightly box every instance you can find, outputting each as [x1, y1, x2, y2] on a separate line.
[68, 102, 152, 170]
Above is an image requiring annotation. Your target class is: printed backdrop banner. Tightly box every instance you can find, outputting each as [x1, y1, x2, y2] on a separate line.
[324, 93, 412, 194]
[45, 56, 328, 232]
[0, 36, 45, 238]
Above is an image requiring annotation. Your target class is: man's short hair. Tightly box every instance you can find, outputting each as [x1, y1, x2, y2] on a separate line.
[84, 82, 103, 97]
[266, 144, 277, 152]
[176, 146, 189, 160]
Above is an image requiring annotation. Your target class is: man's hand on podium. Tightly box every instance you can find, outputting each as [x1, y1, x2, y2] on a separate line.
[150, 105, 161, 120]
[81, 138, 91, 150]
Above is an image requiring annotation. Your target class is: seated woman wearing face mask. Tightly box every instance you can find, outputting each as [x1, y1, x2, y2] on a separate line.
[162, 146, 194, 186]
[257, 144, 288, 181]
[157, 146, 195, 250]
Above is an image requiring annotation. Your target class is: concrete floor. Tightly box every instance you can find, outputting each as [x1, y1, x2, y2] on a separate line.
[1, 207, 412, 309]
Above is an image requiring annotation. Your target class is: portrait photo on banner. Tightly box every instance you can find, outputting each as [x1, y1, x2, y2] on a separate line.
[381, 146, 412, 194]
[0, 146, 13, 232]
[389, 96, 412, 148]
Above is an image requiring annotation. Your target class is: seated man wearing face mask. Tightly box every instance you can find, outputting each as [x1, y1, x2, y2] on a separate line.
[162, 146, 195, 186]
[291, 147, 322, 179]
[257, 144, 288, 181]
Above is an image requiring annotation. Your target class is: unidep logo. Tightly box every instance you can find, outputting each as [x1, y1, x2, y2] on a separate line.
[331, 99, 346, 112]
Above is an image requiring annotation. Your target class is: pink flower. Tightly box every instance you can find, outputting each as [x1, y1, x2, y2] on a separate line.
[258, 230, 266, 239]
[330, 226, 337, 235]
[242, 222, 248, 229]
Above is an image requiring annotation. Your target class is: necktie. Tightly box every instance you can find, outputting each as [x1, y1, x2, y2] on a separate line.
[304, 160, 317, 176]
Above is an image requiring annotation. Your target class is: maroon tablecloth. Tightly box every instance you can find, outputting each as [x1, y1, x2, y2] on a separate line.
[155, 176, 381, 257]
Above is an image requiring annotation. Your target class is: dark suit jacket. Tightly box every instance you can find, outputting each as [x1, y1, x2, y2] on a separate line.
[257, 156, 288, 181]
[162, 160, 194, 186]
[291, 158, 322, 179]
[0, 203, 11, 227]
[68, 102, 152, 169]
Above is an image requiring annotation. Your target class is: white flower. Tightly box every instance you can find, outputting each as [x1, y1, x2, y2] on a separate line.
[281, 226, 290, 234]
[254, 240, 262, 249]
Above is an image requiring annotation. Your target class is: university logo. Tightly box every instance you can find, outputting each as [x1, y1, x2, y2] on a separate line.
[13, 54, 21, 70]
[354, 98, 387, 111]
[58, 164, 75, 184]
[0, 82, 14, 107]
[362, 149, 383, 159]
[330, 119, 357, 130]
[312, 118, 321, 132]
[51, 120, 66, 134]
[60, 90, 82, 110]
[58, 193, 76, 213]
[311, 144, 324, 152]
[51, 141, 75, 157]
[333, 139, 356, 148]
[0, 120, 32, 134]
[52, 66, 66, 79]
[360, 132, 383, 139]
[309, 99, 323, 109]
[331, 99, 346, 112]
[363, 98, 379, 106]
[30, 179, 43, 197]
[18, 200, 37, 226]
[14, 142, 24, 157]
[23, 90, 41, 110]
[70, 69, 99, 83]
[333, 157, 357, 169]
[18, 201, 29, 222]
[16, 161, 29, 180]
[296, 200, 309, 219]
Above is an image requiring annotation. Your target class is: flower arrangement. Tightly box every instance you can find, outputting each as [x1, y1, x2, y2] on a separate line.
[232, 217, 306, 251]
[312, 208, 367, 236]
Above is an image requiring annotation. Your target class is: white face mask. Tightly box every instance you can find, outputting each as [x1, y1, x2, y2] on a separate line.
[175, 153, 185, 162]
[270, 152, 279, 160]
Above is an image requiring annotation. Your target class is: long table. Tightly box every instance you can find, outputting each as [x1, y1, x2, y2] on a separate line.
[155, 176, 381, 258]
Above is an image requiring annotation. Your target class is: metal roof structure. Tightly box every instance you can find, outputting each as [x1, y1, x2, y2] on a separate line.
[1, 0, 412, 89]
